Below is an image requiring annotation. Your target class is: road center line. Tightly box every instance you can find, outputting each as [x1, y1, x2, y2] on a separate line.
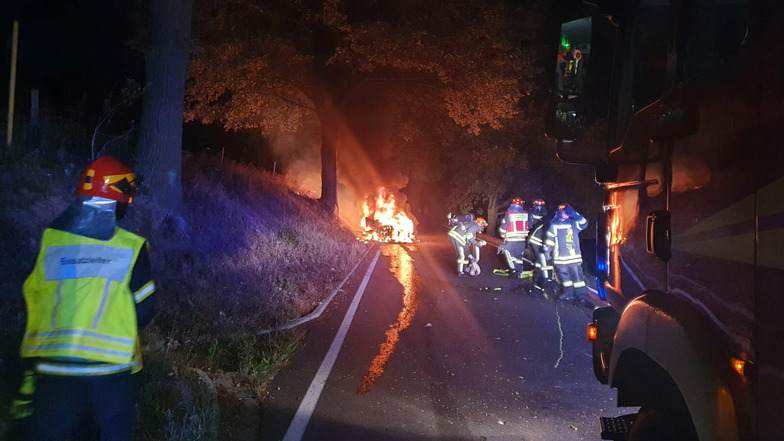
[282, 247, 382, 441]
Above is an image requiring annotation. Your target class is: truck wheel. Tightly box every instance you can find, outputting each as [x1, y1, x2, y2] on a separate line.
[628, 408, 698, 441]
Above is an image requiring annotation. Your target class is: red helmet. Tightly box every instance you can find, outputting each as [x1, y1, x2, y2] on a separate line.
[77, 156, 137, 203]
[533, 199, 545, 207]
[476, 217, 488, 228]
[511, 197, 524, 207]
[556, 203, 570, 214]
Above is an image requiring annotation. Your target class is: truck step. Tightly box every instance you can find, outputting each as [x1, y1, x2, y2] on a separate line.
[600, 413, 637, 440]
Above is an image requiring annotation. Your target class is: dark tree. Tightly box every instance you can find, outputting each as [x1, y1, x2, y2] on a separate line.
[136, 0, 193, 210]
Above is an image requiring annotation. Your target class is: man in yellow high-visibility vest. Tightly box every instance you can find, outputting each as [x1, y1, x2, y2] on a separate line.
[19, 156, 156, 441]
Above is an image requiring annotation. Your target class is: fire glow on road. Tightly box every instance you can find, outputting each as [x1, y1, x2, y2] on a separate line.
[357, 244, 421, 394]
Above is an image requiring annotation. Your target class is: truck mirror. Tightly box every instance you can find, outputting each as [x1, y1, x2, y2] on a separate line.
[544, 14, 617, 160]
[646, 210, 671, 262]
[544, 16, 593, 143]
[544, 91, 587, 141]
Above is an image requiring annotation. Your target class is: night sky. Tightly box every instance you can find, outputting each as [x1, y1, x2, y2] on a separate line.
[3, 0, 142, 115]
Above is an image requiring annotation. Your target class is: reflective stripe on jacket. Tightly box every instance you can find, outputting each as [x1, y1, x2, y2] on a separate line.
[528, 222, 546, 248]
[545, 215, 587, 265]
[21, 227, 147, 371]
[449, 222, 482, 246]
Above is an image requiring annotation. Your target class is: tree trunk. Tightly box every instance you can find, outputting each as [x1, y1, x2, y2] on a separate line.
[137, 0, 193, 212]
[487, 193, 500, 234]
[314, 92, 339, 218]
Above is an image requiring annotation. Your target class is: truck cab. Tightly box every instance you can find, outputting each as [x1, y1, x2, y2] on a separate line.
[544, 1, 784, 440]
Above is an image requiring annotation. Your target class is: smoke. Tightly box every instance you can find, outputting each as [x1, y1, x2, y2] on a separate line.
[269, 115, 322, 199]
[670, 154, 712, 193]
[339, 129, 418, 231]
[268, 112, 417, 234]
[645, 154, 713, 198]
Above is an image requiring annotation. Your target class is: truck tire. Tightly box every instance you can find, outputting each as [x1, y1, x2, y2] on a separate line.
[628, 408, 698, 441]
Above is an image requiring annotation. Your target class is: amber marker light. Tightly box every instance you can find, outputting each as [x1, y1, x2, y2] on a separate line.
[731, 357, 746, 376]
[587, 323, 598, 342]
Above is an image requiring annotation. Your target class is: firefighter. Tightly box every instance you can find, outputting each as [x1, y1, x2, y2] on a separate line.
[544, 203, 590, 306]
[526, 199, 553, 292]
[497, 197, 529, 278]
[528, 198, 548, 227]
[18, 156, 156, 441]
[448, 215, 487, 277]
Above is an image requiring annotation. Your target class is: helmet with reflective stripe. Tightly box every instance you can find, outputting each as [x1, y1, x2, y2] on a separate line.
[556, 203, 570, 215]
[531, 199, 548, 218]
[510, 197, 524, 207]
[476, 217, 488, 228]
[77, 156, 137, 203]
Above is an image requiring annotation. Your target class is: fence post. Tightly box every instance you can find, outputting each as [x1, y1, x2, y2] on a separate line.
[6, 20, 19, 153]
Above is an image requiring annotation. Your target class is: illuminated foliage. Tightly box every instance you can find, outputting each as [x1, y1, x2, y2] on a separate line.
[185, 0, 533, 215]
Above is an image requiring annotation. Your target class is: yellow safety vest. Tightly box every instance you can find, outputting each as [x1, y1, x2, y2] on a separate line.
[21, 227, 148, 375]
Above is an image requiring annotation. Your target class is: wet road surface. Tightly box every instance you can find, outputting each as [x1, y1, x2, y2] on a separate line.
[260, 234, 632, 441]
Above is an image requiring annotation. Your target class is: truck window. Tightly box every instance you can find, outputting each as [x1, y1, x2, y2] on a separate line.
[633, 2, 669, 109]
[679, 0, 749, 81]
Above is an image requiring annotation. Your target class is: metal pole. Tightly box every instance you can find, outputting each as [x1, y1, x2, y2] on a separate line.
[7, 20, 19, 148]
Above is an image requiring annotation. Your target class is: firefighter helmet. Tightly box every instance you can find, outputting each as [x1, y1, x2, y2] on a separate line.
[511, 197, 524, 207]
[77, 156, 137, 203]
[556, 203, 570, 215]
[476, 217, 488, 228]
[531, 199, 548, 219]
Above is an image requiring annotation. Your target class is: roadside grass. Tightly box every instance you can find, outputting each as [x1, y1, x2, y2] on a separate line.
[0, 151, 368, 440]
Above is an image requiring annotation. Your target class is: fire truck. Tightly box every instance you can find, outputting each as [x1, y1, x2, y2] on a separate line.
[544, 1, 784, 440]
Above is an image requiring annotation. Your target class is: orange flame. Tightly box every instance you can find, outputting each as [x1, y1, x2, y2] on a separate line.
[360, 187, 415, 243]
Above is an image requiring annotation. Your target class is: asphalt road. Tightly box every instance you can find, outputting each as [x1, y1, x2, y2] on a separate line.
[259, 234, 632, 441]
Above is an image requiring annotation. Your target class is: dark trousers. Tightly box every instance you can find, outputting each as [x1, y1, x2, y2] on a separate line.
[501, 240, 527, 272]
[28, 372, 136, 441]
[554, 262, 587, 300]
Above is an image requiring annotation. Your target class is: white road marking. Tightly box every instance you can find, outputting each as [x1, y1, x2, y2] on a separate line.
[282, 248, 382, 441]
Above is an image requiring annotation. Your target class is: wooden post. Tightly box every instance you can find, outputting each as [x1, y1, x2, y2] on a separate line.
[6, 20, 19, 149]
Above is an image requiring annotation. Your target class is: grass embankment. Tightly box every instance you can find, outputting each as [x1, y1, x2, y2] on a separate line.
[0, 153, 369, 441]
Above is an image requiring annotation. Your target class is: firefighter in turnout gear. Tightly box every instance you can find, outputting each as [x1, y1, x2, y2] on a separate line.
[544, 203, 590, 306]
[528, 199, 548, 227]
[18, 156, 156, 441]
[497, 197, 529, 277]
[526, 199, 553, 292]
[448, 215, 487, 277]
